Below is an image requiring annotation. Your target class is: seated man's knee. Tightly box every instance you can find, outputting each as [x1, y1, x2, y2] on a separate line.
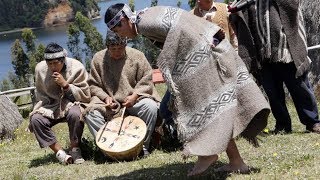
[67, 106, 81, 121]
[30, 113, 44, 126]
[141, 98, 158, 115]
[29, 113, 45, 132]
[85, 110, 105, 122]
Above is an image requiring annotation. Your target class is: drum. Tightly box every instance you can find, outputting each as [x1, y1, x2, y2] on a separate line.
[95, 115, 147, 161]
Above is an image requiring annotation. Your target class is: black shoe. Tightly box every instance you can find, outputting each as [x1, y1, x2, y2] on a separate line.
[306, 123, 320, 134]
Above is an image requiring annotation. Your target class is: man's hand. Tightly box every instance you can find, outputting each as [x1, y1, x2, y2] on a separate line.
[122, 93, 139, 108]
[52, 72, 68, 88]
[104, 96, 118, 109]
[215, 29, 226, 41]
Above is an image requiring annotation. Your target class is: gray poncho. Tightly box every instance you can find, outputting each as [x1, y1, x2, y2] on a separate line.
[31, 57, 91, 119]
[137, 6, 270, 156]
[85, 47, 161, 119]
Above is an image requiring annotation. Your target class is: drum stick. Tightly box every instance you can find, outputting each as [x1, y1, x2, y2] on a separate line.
[97, 119, 109, 142]
[118, 107, 127, 135]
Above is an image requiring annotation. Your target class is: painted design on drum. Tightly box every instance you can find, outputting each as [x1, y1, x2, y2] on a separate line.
[101, 137, 107, 143]
[99, 118, 143, 148]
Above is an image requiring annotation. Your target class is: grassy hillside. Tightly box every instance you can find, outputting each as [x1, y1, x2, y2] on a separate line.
[1, 84, 319, 179]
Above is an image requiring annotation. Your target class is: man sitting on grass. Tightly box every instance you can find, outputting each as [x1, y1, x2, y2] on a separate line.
[29, 42, 90, 164]
[84, 31, 161, 157]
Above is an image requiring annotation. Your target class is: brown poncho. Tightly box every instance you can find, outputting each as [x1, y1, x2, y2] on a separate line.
[85, 47, 161, 119]
[137, 6, 270, 156]
[30, 57, 90, 119]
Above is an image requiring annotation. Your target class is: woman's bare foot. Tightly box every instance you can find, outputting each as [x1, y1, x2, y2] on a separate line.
[187, 155, 218, 176]
[215, 162, 249, 174]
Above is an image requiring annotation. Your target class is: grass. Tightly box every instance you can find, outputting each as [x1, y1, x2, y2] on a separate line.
[1, 84, 320, 179]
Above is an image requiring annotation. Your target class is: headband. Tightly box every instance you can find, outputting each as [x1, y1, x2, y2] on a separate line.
[44, 49, 68, 60]
[107, 4, 148, 30]
[107, 4, 135, 29]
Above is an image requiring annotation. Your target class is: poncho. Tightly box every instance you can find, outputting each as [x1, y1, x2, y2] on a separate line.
[85, 47, 161, 119]
[137, 6, 270, 156]
[30, 57, 90, 119]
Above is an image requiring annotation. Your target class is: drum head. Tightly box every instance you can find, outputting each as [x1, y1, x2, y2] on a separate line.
[96, 116, 147, 156]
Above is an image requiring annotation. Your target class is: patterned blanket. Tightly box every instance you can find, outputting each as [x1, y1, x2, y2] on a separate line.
[138, 6, 270, 156]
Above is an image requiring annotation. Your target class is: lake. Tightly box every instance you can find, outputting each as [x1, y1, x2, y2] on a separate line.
[0, 0, 223, 80]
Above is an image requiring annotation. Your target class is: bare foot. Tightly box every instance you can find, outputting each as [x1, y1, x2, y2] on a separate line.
[215, 162, 249, 174]
[187, 155, 218, 176]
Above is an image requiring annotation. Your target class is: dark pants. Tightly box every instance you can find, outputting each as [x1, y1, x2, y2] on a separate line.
[260, 62, 320, 132]
[159, 90, 173, 124]
[29, 105, 84, 148]
[159, 90, 178, 139]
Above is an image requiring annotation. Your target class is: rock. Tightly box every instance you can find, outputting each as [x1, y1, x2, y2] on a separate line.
[43, 2, 74, 27]
[0, 95, 24, 141]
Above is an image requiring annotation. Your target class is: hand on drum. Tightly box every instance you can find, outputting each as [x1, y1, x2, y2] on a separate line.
[104, 96, 118, 110]
[122, 93, 139, 108]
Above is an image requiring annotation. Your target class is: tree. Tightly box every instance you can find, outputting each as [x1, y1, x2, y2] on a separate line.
[188, 0, 196, 9]
[130, 35, 161, 68]
[151, 0, 158, 7]
[21, 28, 36, 53]
[29, 44, 45, 74]
[129, 0, 135, 11]
[67, 23, 82, 62]
[177, 0, 182, 7]
[67, 12, 104, 70]
[0, 78, 12, 91]
[11, 40, 29, 78]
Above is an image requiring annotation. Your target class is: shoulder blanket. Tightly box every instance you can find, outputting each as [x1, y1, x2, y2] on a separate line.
[138, 6, 270, 156]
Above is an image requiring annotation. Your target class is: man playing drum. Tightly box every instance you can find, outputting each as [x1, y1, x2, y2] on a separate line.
[84, 31, 161, 157]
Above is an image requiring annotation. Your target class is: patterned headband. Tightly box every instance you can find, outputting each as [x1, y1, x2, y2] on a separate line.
[106, 4, 137, 29]
[44, 49, 68, 60]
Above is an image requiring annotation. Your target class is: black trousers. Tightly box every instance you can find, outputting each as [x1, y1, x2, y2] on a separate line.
[29, 105, 84, 148]
[260, 62, 319, 132]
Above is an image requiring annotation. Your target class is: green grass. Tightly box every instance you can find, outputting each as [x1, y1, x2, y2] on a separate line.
[1, 84, 320, 179]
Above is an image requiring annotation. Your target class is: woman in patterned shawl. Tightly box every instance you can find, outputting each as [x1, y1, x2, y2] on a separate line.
[105, 3, 270, 176]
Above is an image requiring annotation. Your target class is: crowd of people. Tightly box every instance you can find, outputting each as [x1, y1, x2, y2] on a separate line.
[28, 0, 320, 177]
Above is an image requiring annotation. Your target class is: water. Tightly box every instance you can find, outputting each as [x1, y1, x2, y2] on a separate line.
[0, 0, 199, 80]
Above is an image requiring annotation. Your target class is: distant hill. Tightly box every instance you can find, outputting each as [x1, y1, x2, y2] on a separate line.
[0, 0, 100, 32]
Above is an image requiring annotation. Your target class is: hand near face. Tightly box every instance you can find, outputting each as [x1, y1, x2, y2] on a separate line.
[52, 72, 68, 88]
[104, 96, 118, 109]
[122, 93, 139, 108]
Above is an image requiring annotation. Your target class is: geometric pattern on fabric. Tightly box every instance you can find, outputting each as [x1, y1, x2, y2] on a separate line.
[172, 45, 210, 75]
[187, 69, 250, 128]
[162, 7, 178, 31]
[187, 88, 236, 127]
[237, 70, 250, 85]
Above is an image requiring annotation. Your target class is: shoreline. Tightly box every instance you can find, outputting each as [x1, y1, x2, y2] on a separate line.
[0, 16, 102, 36]
[0, 27, 39, 35]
